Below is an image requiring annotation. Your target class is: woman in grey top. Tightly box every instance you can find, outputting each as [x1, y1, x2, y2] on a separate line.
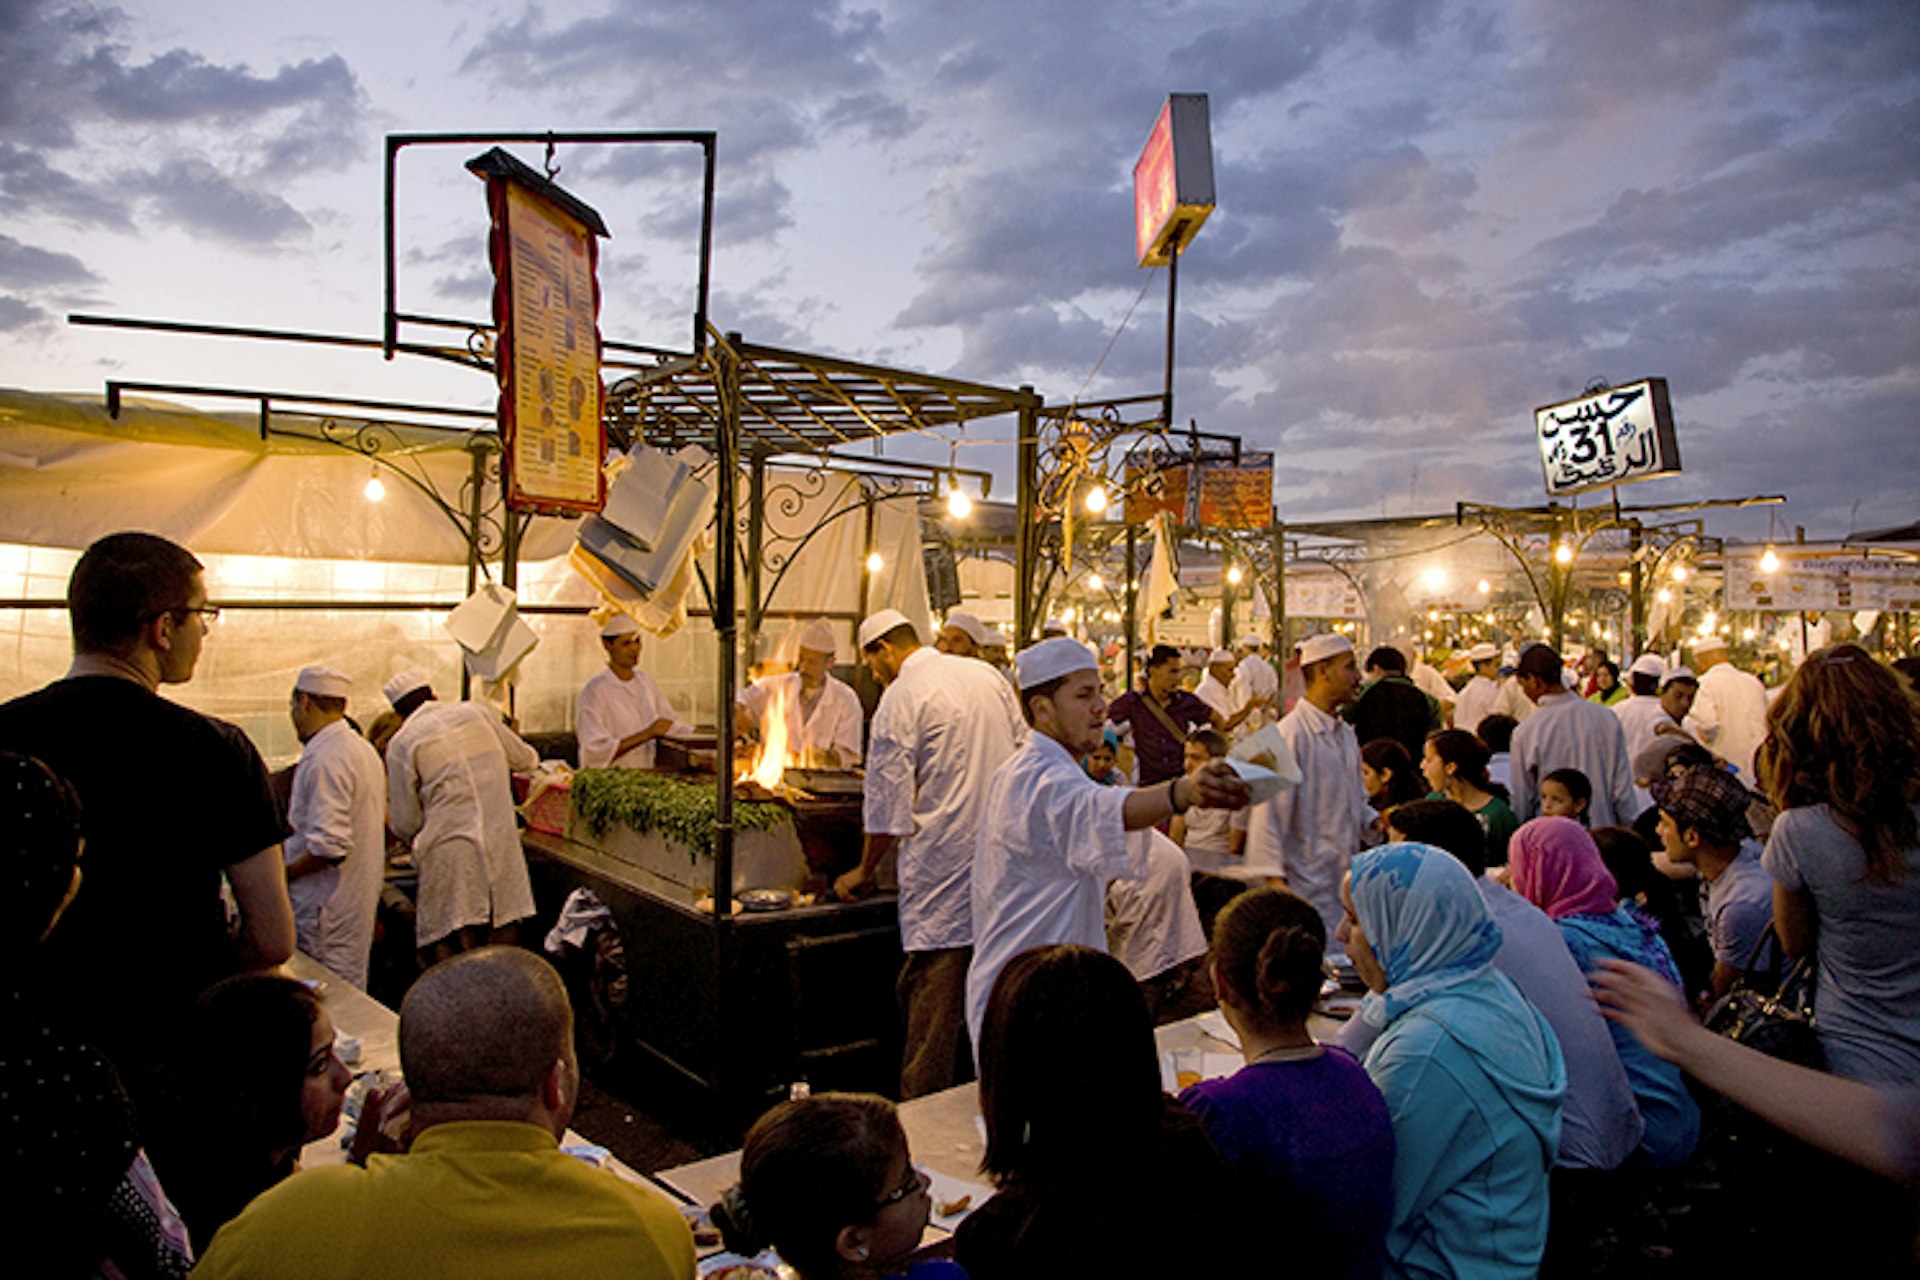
[1759, 644, 1920, 1085]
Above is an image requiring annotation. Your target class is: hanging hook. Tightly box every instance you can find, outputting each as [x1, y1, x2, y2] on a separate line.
[543, 133, 560, 181]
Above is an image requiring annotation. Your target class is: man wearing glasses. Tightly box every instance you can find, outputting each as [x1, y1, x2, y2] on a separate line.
[0, 531, 294, 1176]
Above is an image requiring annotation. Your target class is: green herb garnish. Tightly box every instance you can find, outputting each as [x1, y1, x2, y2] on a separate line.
[569, 770, 792, 862]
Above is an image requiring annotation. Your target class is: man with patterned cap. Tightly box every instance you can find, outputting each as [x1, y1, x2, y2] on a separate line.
[734, 619, 864, 767]
[577, 614, 689, 769]
[384, 671, 540, 963]
[1239, 632, 1372, 941]
[836, 608, 1024, 1096]
[1652, 764, 1773, 999]
[935, 610, 989, 659]
[965, 637, 1252, 1048]
[1453, 642, 1504, 736]
[285, 664, 388, 988]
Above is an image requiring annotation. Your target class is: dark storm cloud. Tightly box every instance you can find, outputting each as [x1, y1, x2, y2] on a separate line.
[125, 159, 312, 245]
[87, 47, 360, 126]
[0, 234, 98, 288]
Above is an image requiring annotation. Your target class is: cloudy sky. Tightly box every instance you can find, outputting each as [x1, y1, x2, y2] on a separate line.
[3, 0, 1916, 542]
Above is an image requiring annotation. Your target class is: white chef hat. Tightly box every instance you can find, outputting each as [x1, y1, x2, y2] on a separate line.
[383, 670, 431, 707]
[1466, 642, 1500, 662]
[1628, 653, 1667, 679]
[600, 613, 643, 639]
[1016, 637, 1098, 690]
[1235, 632, 1264, 649]
[982, 629, 1012, 650]
[796, 619, 837, 656]
[1296, 633, 1354, 666]
[294, 665, 351, 699]
[1693, 633, 1728, 656]
[943, 611, 988, 646]
[1208, 648, 1235, 665]
[858, 608, 915, 650]
[1660, 665, 1697, 689]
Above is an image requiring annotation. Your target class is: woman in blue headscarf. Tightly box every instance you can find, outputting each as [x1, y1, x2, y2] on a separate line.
[1338, 842, 1566, 1279]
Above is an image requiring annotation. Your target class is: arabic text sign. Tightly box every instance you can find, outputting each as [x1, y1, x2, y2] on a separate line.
[1535, 377, 1680, 497]
[1123, 461, 1191, 525]
[1725, 554, 1920, 612]
[1133, 94, 1216, 268]
[491, 182, 606, 513]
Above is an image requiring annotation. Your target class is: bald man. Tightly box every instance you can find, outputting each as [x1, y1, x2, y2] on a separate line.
[195, 948, 695, 1279]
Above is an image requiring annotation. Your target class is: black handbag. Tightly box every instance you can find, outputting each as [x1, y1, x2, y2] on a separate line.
[1700, 926, 1822, 1068]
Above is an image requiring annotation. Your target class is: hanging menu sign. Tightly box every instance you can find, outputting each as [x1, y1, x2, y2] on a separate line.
[1535, 378, 1681, 497]
[471, 147, 609, 515]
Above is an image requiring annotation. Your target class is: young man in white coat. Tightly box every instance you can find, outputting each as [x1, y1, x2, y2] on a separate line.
[285, 665, 388, 988]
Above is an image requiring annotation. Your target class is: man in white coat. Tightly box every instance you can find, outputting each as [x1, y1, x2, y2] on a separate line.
[1239, 632, 1371, 943]
[965, 637, 1250, 1050]
[735, 620, 864, 766]
[385, 672, 540, 963]
[1452, 642, 1504, 736]
[1685, 635, 1770, 783]
[576, 615, 691, 769]
[1613, 653, 1674, 765]
[1229, 633, 1280, 739]
[1511, 644, 1639, 826]
[835, 609, 1024, 1097]
[284, 665, 388, 988]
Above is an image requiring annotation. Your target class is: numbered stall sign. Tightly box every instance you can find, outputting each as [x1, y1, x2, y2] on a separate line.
[1534, 378, 1681, 498]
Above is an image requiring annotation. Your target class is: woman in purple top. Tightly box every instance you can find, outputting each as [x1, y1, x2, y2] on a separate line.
[1180, 889, 1396, 1280]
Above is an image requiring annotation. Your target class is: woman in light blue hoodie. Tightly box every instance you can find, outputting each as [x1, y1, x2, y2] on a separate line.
[1339, 842, 1567, 1279]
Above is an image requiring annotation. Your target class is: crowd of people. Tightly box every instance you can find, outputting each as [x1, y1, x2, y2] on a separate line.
[8, 527, 1920, 1278]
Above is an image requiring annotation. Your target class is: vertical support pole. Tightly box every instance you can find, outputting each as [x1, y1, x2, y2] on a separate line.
[459, 435, 490, 700]
[713, 334, 741, 925]
[745, 453, 765, 664]
[1272, 521, 1288, 655]
[1014, 388, 1039, 646]
[1124, 524, 1138, 688]
[1163, 230, 1181, 435]
[1628, 520, 1646, 656]
[500, 507, 522, 721]
[1220, 542, 1236, 649]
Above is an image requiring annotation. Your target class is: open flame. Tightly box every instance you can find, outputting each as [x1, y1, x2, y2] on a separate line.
[746, 684, 792, 790]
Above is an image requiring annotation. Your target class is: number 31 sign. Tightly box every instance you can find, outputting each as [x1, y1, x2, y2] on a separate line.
[1534, 378, 1682, 498]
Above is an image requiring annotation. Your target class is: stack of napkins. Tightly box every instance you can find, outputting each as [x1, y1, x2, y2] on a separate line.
[577, 444, 713, 596]
[445, 583, 538, 681]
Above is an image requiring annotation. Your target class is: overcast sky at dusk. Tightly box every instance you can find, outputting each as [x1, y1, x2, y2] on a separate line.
[3, 0, 1915, 543]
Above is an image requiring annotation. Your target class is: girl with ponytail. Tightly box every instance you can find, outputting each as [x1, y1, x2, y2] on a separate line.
[1178, 889, 1397, 1280]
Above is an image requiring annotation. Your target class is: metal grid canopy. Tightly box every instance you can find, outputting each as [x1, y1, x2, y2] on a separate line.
[607, 330, 1038, 457]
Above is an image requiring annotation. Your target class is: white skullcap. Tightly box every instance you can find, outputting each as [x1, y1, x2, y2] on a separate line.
[982, 630, 1012, 650]
[943, 611, 988, 646]
[1466, 642, 1500, 662]
[1016, 637, 1098, 690]
[1040, 619, 1069, 637]
[600, 613, 643, 639]
[858, 609, 914, 650]
[383, 670, 431, 706]
[1208, 648, 1236, 665]
[1693, 633, 1728, 655]
[1628, 653, 1667, 678]
[796, 619, 837, 656]
[1235, 633, 1263, 649]
[294, 665, 351, 699]
[1296, 633, 1354, 665]
[1660, 665, 1697, 688]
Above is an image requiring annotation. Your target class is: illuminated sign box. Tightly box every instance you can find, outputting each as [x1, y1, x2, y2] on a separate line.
[1534, 377, 1681, 497]
[1134, 94, 1215, 268]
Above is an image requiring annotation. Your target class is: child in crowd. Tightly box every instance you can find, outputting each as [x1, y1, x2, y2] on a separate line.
[1361, 738, 1427, 815]
[1477, 714, 1518, 790]
[1082, 730, 1125, 785]
[712, 1092, 961, 1280]
[1170, 729, 1250, 935]
[1539, 768, 1593, 825]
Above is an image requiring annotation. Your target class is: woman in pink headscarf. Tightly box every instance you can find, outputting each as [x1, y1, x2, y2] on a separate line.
[1510, 816, 1700, 1168]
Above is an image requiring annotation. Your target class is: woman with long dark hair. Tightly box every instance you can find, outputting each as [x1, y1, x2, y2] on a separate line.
[954, 945, 1235, 1278]
[1758, 644, 1920, 1085]
[1422, 729, 1518, 866]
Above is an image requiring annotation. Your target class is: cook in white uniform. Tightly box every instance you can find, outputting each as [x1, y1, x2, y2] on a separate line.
[1452, 642, 1504, 736]
[1613, 653, 1675, 764]
[965, 638, 1251, 1052]
[576, 614, 691, 769]
[835, 609, 1024, 1098]
[735, 620, 865, 767]
[283, 665, 387, 989]
[1229, 633, 1281, 739]
[383, 671, 540, 963]
[1684, 634, 1771, 782]
[1239, 632, 1373, 944]
[935, 610, 989, 660]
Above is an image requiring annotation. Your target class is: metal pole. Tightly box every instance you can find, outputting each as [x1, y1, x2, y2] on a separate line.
[1220, 543, 1235, 648]
[1163, 227, 1182, 434]
[714, 334, 742, 924]
[1014, 389, 1039, 645]
[459, 436, 490, 700]
[745, 454, 765, 662]
[1272, 521, 1288, 655]
[1124, 525, 1138, 688]
[1628, 520, 1645, 655]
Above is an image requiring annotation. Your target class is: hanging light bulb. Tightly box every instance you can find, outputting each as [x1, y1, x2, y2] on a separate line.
[946, 485, 973, 519]
[1553, 541, 1574, 566]
[1087, 573, 1104, 592]
[1476, 579, 1491, 595]
[1670, 563, 1689, 583]
[364, 466, 386, 503]
[1084, 485, 1109, 515]
[1226, 564, 1244, 586]
[865, 551, 884, 574]
[1759, 545, 1781, 574]
[1656, 587, 1673, 604]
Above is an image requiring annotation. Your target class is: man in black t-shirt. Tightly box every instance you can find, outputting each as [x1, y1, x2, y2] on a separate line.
[0, 532, 292, 1157]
